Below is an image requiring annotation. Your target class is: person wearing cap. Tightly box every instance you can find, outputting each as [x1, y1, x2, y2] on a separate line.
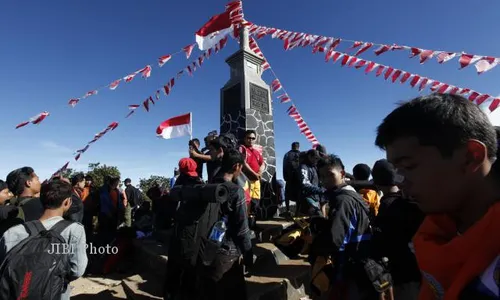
[175, 158, 203, 187]
[353, 163, 381, 219]
[370, 159, 424, 300]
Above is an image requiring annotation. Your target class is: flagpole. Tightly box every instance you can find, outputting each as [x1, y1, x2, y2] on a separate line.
[190, 112, 193, 141]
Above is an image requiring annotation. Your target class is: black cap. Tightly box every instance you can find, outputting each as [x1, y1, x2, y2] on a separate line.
[353, 164, 371, 181]
[124, 178, 131, 184]
[372, 159, 398, 186]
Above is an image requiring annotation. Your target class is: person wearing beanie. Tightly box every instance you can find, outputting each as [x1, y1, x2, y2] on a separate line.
[315, 144, 327, 158]
[353, 163, 381, 219]
[370, 159, 424, 300]
[353, 164, 371, 181]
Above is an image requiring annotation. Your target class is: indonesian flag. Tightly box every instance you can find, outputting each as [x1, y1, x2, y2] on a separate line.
[157, 113, 192, 140]
[195, 10, 233, 50]
[158, 55, 172, 67]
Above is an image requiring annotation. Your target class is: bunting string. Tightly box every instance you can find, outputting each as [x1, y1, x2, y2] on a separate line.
[14, 41, 199, 129]
[299, 47, 500, 112]
[67, 36, 229, 166]
[249, 24, 500, 75]
[248, 37, 320, 145]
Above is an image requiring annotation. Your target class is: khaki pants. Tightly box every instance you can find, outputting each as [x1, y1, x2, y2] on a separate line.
[123, 204, 132, 227]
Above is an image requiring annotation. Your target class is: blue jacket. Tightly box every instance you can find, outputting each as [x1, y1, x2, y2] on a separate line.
[99, 186, 122, 216]
[300, 164, 326, 203]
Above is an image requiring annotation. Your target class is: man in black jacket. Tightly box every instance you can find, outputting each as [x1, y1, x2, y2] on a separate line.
[299, 149, 326, 216]
[283, 142, 301, 213]
[370, 159, 424, 300]
[66, 173, 85, 223]
[313, 154, 376, 300]
[6, 167, 43, 222]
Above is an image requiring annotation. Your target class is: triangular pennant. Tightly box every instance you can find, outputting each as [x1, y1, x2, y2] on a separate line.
[183, 44, 195, 59]
[159, 55, 172, 67]
[109, 80, 121, 90]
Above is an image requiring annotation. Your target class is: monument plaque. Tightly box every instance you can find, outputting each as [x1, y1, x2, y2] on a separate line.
[249, 83, 269, 114]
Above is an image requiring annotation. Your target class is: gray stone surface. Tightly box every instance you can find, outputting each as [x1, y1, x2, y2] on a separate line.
[220, 26, 276, 183]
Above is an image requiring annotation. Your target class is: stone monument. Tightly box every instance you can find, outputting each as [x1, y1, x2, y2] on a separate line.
[220, 26, 276, 183]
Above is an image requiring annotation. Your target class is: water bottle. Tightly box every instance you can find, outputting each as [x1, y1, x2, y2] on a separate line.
[209, 216, 228, 243]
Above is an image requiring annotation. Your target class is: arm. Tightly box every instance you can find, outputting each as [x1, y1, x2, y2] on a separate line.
[283, 154, 290, 182]
[259, 156, 266, 175]
[329, 198, 355, 255]
[189, 149, 212, 162]
[300, 166, 326, 196]
[69, 224, 88, 279]
[230, 188, 252, 254]
[239, 147, 260, 181]
[121, 189, 128, 207]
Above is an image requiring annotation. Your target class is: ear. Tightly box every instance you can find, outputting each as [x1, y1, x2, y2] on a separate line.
[464, 140, 488, 173]
[63, 197, 71, 207]
[340, 169, 346, 178]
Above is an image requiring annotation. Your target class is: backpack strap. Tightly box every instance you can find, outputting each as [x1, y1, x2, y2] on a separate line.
[50, 220, 73, 236]
[17, 197, 33, 207]
[24, 220, 46, 236]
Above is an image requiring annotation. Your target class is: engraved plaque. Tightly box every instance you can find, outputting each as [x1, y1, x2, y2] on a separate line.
[249, 83, 269, 114]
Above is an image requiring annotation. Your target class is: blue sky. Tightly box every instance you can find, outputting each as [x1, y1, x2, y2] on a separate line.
[1, 0, 500, 185]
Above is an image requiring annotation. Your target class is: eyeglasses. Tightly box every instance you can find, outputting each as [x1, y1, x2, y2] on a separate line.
[247, 137, 256, 140]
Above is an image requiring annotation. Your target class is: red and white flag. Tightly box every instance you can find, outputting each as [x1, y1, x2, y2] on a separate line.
[109, 80, 121, 90]
[158, 55, 172, 67]
[183, 44, 195, 59]
[17, 111, 50, 129]
[156, 113, 192, 140]
[195, 9, 233, 50]
[141, 65, 152, 78]
[68, 99, 79, 107]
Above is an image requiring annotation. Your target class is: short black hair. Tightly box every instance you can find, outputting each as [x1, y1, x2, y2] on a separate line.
[191, 138, 200, 145]
[317, 154, 345, 171]
[6, 167, 35, 196]
[245, 130, 256, 136]
[0, 180, 7, 192]
[221, 149, 244, 173]
[40, 180, 72, 209]
[85, 175, 93, 181]
[124, 178, 131, 184]
[292, 142, 300, 149]
[375, 93, 497, 159]
[316, 144, 327, 155]
[209, 133, 238, 152]
[109, 177, 120, 185]
[71, 173, 85, 186]
[353, 164, 371, 181]
[307, 149, 319, 157]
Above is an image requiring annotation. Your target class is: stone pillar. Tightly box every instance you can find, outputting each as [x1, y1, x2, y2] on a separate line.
[220, 26, 276, 183]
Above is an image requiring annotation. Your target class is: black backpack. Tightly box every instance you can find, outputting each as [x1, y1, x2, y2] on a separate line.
[170, 183, 231, 268]
[0, 220, 73, 300]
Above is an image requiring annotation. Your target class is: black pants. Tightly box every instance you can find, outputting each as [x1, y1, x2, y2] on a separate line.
[284, 185, 300, 211]
[199, 258, 247, 300]
[82, 210, 94, 242]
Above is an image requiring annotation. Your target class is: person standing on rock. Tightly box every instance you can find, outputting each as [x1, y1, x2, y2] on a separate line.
[283, 141, 301, 215]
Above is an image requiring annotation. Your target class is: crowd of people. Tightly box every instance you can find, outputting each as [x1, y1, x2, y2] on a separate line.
[0, 93, 498, 299]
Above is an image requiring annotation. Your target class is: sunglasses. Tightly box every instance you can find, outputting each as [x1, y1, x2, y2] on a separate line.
[247, 137, 256, 140]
